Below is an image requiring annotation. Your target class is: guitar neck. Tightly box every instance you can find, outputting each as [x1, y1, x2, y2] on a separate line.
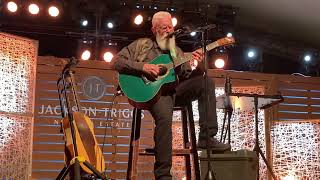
[166, 41, 219, 69]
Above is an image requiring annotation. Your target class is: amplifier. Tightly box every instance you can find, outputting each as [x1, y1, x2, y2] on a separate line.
[199, 150, 258, 180]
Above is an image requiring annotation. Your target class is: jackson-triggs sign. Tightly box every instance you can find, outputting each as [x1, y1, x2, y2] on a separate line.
[37, 76, 145, 128]
[38, 105, 142, 128]
[82, 76, 107, 100]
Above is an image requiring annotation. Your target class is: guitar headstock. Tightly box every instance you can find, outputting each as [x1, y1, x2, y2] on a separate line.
[216, 37, 235, 47]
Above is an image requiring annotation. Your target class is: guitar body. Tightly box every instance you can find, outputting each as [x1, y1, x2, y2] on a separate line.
[62, 111, 105, 174]
[118, 37, 235, 108]
[119, 54, 177, 108]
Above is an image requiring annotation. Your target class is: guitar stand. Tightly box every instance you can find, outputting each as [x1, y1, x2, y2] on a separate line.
[56, 67, 108, 180]
[252, 96, 277, 180]
[56, 156, 107, 180]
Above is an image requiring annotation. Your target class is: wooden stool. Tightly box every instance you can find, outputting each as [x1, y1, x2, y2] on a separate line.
[127, 104, 200, 180]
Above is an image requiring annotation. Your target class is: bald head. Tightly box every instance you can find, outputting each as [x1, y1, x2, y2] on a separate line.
[152, 11, 172, 28]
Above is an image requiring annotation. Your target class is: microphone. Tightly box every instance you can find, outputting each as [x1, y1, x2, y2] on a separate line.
[166, 29, 184, 38]
[224, 77, 232, 94]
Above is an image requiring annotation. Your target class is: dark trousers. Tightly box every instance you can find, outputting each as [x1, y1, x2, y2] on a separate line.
[149, 75, 218, 180]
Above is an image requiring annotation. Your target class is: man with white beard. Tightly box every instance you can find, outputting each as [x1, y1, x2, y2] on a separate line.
[112, 11, 230, 180]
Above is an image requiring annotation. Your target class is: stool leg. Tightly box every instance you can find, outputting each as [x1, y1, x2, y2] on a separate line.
[127, 108, 142, 180]
[182, 108, 192, 180]
[187, 104, 201, 180]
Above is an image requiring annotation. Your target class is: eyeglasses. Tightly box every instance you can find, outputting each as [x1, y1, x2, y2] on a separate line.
[157, 25, 174, 31]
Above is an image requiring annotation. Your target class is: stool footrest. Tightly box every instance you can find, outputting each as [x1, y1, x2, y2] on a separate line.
[139, 148, 193, 156]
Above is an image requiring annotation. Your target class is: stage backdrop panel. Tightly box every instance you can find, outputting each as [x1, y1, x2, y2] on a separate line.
[32, 56, 320, 180]
[0, 33, 38, 179]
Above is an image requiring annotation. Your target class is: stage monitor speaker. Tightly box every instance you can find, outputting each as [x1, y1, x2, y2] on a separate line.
[200, 150, 258, 180]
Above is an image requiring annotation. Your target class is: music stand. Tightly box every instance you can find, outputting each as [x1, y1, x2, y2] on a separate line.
[225, 93, 283, 180]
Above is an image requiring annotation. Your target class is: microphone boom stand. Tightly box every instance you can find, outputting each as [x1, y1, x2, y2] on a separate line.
[200, 24, 216, 180]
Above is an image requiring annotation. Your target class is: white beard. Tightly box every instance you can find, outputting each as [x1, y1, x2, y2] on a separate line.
[156, 34, 169, 51]
[156, 34, 176, 51]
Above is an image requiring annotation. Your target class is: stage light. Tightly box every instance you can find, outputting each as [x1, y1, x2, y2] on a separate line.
[227, 32, 233, 37]
[48, 6, 59, 17]
[81, 50, 91, 61]
[167, 7, 177, 12]
[214, 58, 225, 69]
[81, 19, 88, 26]
[211, 53, 228, 69]
[172, 17, 177, 27]
[191, 60, 198, 70]
[28, 3, 40, 15]
[136, 4, 144, 9]
[149, 5, 158, 10]
[304, 54, 311, 62]
[107, 22, 114, 29]
[134, 14, 143, 25]
[103, 52, 114, 62]
[190, 31, 197, 37]
[7, 1, 18, 13]
[247, 50, 256, 58]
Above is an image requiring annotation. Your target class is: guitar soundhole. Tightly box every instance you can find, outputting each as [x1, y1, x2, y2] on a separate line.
[158, 66, 167, 76]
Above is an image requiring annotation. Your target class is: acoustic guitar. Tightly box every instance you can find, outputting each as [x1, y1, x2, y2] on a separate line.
[119, 37, 235, 108]
[60, 70, 106, 176]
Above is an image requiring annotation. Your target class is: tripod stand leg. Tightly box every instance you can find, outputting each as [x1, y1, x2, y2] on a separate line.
[227, 110, 232, 144]
[74, 158, 81, 180]
[56, 165, 71, 180]
[256, 146, 277, 180]
[220, 110, 227, 142]
[83, 160, 107, 180]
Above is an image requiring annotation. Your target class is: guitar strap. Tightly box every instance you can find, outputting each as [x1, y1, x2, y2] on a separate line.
[73, 112, 97, 165]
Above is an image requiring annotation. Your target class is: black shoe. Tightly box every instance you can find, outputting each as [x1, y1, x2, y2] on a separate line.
[197, 137, 231, 151]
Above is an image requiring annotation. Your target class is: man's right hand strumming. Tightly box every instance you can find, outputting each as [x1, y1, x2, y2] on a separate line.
[143, 64, 160, 78]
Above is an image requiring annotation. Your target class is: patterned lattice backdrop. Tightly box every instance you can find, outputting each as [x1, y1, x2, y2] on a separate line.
[272, 122, 320, 179]
[172, 86, 267, 179]
[0, 33, 37, 179]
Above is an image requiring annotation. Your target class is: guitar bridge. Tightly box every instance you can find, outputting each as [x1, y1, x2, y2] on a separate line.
[141, 75, 151, 85]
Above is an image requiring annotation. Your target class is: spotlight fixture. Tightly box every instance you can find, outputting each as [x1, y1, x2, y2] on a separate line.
[214, 58, 225, 69]
[134, 14, 143, 25]
[7, 1, 18, 13]
[211, 53, 228, 69]
[81, 19, 88, 26]
[136, 3, 144, 9]
[227, 32, 233, 37]
[81, 50, 91, 61]
[78, 39, 93, 60]
[171, 17, 177, 27]
[149, 5, 158, 10]
[304, 54, 311, 62]
[107, 22, 114, 29]
[247, 50, 256, 59]
[167, 7, 177, 12]
[28, 3, 40, 15]
[103, 52, 114, 62]
[48, 6, 59, 17]
[190, 31, 197, 37]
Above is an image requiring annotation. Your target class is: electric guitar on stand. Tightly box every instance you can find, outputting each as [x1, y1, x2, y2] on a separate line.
[118, 37, 235, 109]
